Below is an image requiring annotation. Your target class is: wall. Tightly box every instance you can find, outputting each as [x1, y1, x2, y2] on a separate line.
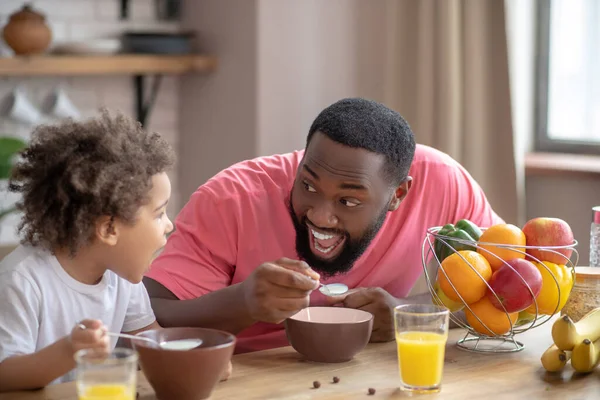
[0, 0, 182, 245]
[178, 0, 258, 197]
[256, 0, 388, 156]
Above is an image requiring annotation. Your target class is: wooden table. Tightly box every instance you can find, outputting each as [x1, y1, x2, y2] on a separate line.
[2, 324, 599, 400]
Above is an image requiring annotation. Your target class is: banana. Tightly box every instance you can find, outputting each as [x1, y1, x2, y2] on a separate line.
[541, 344, 571, 372]
[571, 337, 600, 373]
[552, 315, 579, 350]
[551, 308, 600, 351]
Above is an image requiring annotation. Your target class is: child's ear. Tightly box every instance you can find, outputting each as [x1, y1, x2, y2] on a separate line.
[95, 216, 119, 246]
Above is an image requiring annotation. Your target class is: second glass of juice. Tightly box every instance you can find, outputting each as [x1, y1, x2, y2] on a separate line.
[394, 304, 450, 394]
[75, 347, 138, 400]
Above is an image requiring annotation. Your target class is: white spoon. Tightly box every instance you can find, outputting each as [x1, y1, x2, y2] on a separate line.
[77, 324, 203, 350]
[108, 332, 203, 351]
[319, 283, 349, 296]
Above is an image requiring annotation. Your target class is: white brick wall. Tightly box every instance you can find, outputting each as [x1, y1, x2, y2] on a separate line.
[0, 0, 182, 244]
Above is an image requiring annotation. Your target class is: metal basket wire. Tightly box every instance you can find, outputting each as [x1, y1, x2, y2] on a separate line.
[422, 226, 578, 353]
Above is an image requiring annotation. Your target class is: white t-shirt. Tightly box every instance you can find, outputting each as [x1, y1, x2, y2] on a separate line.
[0, 245, 156, 384]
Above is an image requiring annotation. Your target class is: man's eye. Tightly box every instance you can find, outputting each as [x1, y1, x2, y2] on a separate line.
[303, 181, 316, 193]
[341, 199, 359, 207]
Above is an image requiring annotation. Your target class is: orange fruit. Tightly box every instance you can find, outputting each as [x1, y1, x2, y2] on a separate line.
[465, 296, 519, 336]
[477, 224, 526, 271]
[438, 250, 492, 304]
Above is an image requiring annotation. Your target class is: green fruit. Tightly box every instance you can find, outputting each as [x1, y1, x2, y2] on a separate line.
[432, 281, 465, 312]
[516, 310, 536, 326]
[455, 219, 483, 241]
[433, 220, 480, 263]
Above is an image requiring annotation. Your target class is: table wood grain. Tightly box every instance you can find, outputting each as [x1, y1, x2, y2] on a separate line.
[2, 322, 598, 400]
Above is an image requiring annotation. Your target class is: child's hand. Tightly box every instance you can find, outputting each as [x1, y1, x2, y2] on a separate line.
[220, 360, 233, 381]
[70, 319, 110, 357]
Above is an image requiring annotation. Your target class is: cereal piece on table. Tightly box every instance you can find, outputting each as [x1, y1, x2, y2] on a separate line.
[368, 387, 376, 395]
[313, 381, 321, 389]
[333, 376, 340, 383]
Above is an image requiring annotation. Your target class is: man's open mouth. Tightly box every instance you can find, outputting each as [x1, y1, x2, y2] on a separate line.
[308, 225, 346, 260]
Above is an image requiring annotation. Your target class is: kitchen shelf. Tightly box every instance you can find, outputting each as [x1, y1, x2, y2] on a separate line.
[525, 152, 600, 178]
[0, 54, 217, 76]
[0, 54, 218, 125]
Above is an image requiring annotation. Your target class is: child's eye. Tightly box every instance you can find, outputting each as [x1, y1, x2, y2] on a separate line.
[156, 212, 165, 220]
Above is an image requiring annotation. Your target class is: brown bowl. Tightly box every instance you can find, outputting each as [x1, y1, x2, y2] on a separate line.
[284, 307, 373, 363]
[133, 327, 235, 400]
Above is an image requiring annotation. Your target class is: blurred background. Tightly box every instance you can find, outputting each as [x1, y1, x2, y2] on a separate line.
[0, 0, 598, 265]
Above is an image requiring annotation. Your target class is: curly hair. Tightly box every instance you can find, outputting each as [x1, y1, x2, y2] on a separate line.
[9, 109, 175, 255]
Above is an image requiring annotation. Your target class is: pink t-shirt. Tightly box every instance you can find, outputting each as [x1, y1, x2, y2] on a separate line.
[147, 144, 503, 353]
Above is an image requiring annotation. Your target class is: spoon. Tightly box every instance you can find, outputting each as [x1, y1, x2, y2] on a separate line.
[319, 283, 332, 296]
[319, 283, 349, 296]
[77, 324, 203, 350]
[107, 332, 203, 350]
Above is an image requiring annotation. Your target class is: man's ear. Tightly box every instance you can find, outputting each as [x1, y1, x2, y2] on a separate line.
[388, 177, 413, 211]
[95, 216, 119, 246]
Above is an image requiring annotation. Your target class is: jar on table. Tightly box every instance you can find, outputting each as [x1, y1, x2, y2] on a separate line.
[590, 206, 600, 268]
[561, 267, 600, 322]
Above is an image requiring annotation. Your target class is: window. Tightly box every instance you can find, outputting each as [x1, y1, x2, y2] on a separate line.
[536, 0, 600, 153]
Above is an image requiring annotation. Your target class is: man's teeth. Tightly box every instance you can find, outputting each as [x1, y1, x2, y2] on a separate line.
[314, 242, 335, 253]
[315, 243, 335, 254]
[311, 229, 340, 254]
[311, 229, 336, 240]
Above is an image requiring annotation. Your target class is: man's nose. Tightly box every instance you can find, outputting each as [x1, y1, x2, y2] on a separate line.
[306, 202, 338, 228]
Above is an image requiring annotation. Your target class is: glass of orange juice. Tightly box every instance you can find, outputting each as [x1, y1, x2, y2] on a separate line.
[75, 348, 138, 400]
[394, 304, 450, 394]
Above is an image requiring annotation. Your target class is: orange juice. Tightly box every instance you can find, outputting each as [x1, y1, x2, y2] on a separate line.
[396, 331, 447, 388]
[78, 384, 134, 400]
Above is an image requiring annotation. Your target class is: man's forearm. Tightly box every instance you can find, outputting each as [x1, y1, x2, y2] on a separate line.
[0, 337, 73, 392]
[146, 280, 256, 335]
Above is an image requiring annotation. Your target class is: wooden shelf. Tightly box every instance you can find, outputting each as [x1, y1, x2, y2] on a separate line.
[0, 54, 217, 76]
[525, 152, 600, 178]
[0, 54, 218, 125]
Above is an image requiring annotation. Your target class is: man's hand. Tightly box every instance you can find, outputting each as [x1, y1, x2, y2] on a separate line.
[241, 258, 320, 324]
[327, 288, 400, 342]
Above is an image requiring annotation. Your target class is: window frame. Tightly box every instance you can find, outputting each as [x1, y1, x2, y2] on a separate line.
[535, 0, 600, 154]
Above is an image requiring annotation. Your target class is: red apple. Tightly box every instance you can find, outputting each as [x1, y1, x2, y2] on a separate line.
[486, 258, 543, 313]
[522, 217, 574, 264]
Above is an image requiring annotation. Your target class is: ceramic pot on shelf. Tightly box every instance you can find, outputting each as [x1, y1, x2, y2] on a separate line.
[2, 3, 52, 55]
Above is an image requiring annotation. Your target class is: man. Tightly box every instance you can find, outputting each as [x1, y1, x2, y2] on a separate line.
[144, 98, 503, 353]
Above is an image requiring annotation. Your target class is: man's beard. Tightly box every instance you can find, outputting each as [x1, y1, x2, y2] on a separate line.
[289, 199, 388, 278]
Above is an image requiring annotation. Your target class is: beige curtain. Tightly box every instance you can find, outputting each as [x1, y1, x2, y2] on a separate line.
[384, 0, 521, 225]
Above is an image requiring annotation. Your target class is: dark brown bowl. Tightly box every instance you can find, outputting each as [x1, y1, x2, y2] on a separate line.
[284, 307, 374, 363]
[133, 327, 235, 400]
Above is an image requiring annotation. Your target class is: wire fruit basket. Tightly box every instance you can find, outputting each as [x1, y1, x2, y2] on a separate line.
[421, 225, 578, 353]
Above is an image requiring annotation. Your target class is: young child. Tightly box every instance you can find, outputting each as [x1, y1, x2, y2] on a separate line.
[0, 111, 230, 391]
